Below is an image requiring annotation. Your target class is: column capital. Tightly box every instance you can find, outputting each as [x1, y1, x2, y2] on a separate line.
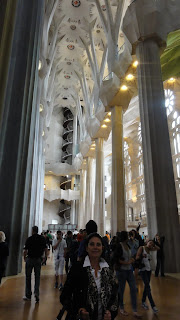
[122, 0, 180, 53]
[107, 88, 132, 112]
[100, 72, 135, 112]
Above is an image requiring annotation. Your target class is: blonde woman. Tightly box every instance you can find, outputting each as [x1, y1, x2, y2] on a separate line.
[0, 231, 9, 284]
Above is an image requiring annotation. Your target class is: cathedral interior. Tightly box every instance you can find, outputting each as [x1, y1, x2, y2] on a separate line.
[1, 1, 180, 319]
[0, 0, 180, 285]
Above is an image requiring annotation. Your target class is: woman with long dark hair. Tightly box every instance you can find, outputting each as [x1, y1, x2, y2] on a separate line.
[60, 232, 118, 320]
[136, 239, 159, 313]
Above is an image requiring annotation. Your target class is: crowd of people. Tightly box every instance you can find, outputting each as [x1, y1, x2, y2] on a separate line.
[0, 222, 165, 320]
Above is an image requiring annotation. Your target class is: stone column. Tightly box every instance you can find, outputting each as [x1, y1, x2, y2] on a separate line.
[111, 106, 126, 235]
[28, 88, 42, 234]
[123, 0, 180, 272]
[94, 138, 105, 236]
[35, 152, 44, 234]
[85, 157, 94, 223]
[70, 176, 75, 225]
[78, 168, 87, 229]
[70, 201, 76, 225]
[34, 138, 44, 228]
[136, 39, 180, 271]
[100, 75, 133, 237]
[0, 0, 45, 275]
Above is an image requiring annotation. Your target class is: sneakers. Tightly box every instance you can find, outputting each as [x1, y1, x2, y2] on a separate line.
[54, 282, 58, 289]
[23, 296, 31, 301]
[152, 306, 158, 313]
[59, 283, 63, 291]
[35, 295, 39, 303]
[142, 302, 149, 310]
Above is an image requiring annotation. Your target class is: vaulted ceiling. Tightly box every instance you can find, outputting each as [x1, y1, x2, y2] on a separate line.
[41, 0, 133, 173]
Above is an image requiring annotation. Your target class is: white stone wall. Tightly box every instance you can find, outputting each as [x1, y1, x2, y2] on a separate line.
[45, 112, 64, 165]
[44, 175, 61, 190]
[43, 199, 64, 231]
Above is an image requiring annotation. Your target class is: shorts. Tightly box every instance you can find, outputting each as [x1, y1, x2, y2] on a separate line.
[54, 257, 65, 276]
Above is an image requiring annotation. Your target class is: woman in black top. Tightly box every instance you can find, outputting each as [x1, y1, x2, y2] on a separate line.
[60, 233, 118, 320]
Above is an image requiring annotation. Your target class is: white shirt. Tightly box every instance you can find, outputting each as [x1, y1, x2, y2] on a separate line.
[83, 256, 109, 320]
[141, 246, 151, 271]
[53, 238, 67, 259]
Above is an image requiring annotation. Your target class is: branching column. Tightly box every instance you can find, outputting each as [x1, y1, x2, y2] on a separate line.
[94, 138, 105, 236]
[123, 0, 180, 272]
[111, 106, 126, 235]
[85, 157, 94, 223]
[70, 176, 76, 225]
[0, 0, 44, 275]
[78, 168, 87, 229]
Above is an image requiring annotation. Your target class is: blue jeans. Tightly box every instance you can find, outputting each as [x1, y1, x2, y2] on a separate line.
[25, 257, 42, 298]
[116, 269, 137, 312]
[140, 270, 155, 308]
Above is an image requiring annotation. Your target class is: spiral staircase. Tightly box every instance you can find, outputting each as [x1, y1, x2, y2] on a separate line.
[59, 108, 74, 224]
[62, 107, 73, 165]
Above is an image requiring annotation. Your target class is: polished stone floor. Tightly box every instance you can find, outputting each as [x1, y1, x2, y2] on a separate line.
[0, 254, 180, 320]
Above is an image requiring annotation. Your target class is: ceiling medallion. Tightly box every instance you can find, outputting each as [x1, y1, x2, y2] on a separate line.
[101, 5, 106, 11]
[72, 0, 81, 7]
[64, 75, 71, 79]
[70, 25, 76, 30]
[67, 44, 75, 50]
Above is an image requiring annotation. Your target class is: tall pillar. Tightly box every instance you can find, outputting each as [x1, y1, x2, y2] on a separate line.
[78, 168, 87, 229]
[34, 138, 44, 229]
[85, 157, 94, 223]
[70, 201, 76, 225]
[123, 0, 180, 272]
[111, 106, 126, 235]
[136, 39, 180, 271]
[94, 138, 105, 236]
[70, 176, 76, 225]
[28, 88, 42, 234]
[0, 0, 45, 275]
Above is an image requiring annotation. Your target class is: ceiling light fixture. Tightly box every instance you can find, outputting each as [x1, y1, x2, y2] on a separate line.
[108, 112, 111, 116]
[168, 77, 175, 82]
[101, 124, 107, 128]
[133, 60, 138, 67]
[105, 118, 110, 122]
[121, 85, 128, 91]
[42, 131, 44, 136]
[126, 74, 134, 80]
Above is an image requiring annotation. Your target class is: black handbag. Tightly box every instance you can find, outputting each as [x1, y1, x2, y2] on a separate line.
[133, 251, 145, 269]
[133, 258, 145, 269]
